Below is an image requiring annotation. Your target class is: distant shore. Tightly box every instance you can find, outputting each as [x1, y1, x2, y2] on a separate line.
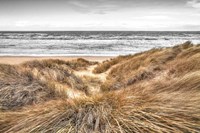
[0, 56, 112, 65]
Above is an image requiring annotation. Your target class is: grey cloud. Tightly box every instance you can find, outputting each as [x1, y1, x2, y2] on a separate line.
[187, 0, 200, 9]
[67, 0, 122, 14]
[65, 0, 189, 14]
[178, 24, 200, 31]
[0, 0, 189, 14]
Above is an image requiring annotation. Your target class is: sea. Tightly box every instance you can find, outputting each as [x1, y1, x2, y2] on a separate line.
[0, 31, 200, 56]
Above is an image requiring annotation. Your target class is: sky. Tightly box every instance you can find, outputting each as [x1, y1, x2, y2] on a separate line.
[0, 0, 200, 31]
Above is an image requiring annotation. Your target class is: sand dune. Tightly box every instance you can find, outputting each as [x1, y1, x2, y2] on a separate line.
[0, 42, 200, 133]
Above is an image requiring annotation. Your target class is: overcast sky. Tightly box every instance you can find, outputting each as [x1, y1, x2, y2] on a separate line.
[0, 0, 200, 31]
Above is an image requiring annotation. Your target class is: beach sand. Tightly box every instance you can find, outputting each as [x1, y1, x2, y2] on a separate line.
[0, 56, 112, 65]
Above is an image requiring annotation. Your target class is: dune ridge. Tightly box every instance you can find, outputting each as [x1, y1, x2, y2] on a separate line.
[0, 41, 200, 133]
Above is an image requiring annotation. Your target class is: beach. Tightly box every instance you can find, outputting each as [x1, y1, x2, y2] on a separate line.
[0, 56, 112, 65]
[1, 42, 200, 132]
[1, 0, 200, 131]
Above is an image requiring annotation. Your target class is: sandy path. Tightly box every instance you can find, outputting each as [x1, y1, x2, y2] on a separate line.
[0, 56, 113, 97]
[75, 65, 107, 82]
[74, 65, 108, 95]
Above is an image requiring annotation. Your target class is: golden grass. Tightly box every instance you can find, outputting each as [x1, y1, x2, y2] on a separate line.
[1, 76, 199, 132]
[22, 58, 97, 71]
[0, 64, 57, 110]
[93, 55, 133, 74]
[0, 58, 96, 110]
[0, 42, 200, 132]
[22, 59, 91, 94]
[100, 42, 199, 91]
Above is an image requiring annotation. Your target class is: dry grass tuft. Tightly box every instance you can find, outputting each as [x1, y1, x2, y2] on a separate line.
[22, 58, 97, 71]
[1, 78, 199, 132]
[93, 55, 133, 74]
[22, 59, 89, 93]
[0, 64, 56, 110]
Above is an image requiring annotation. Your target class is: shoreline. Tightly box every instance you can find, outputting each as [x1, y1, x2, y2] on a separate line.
[0, 56, 113, 65]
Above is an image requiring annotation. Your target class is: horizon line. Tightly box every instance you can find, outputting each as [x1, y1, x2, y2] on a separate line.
[0, 30, 200, 32]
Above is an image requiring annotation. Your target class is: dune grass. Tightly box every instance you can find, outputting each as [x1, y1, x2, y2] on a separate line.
[92, 55, 134, 74]
[0, 58, 97, 110]
[22, 58, 97, 71]
[1, 76, 199, 132]
[22, 59, 94, 96]
[0, 64, 57, 110]
[0, 42, 200, 132]
[100, 42, 199, 91]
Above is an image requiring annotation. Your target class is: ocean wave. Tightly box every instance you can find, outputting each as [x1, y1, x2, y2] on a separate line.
[0, 31, 200, 56]
[0, 31, 200, 41]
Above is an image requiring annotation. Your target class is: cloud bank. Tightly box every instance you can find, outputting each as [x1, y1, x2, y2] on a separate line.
[0, 0, 200, 30]
[187, 0, 200, 9]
